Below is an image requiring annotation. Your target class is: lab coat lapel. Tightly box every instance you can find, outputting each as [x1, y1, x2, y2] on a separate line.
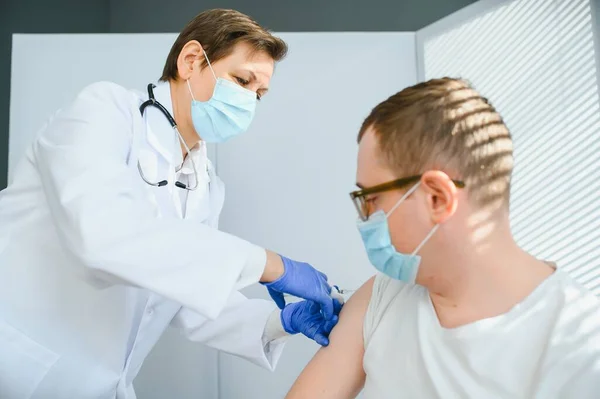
[136, 148, 179, 219]
[182, 143, 210, 221]
[182, 154, 224, 225]
[206, 160, 225, 228]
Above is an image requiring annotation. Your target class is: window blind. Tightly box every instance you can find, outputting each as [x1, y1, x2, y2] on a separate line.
[419, 0, 600, 293]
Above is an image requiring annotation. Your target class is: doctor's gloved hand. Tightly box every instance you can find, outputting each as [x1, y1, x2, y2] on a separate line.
[281, 299, 343, 346]
[261, 255, 336, 320]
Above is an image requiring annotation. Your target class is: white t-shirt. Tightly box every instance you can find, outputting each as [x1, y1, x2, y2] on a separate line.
[362, 267, 600, 398]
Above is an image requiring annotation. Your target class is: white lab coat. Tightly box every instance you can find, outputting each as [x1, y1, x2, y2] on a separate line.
[0, 81, 285, 399]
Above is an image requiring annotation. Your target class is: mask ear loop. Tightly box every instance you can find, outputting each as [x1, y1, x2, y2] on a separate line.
[186, 47, 218, 101]
[411, 224, 439, 256]
[382, 180, 440, 255]
[186, 80, 197, 101]
[386, 181, 421, 218]
[202, 49, 217, 81]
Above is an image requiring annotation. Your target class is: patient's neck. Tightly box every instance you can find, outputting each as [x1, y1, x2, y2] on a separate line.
[419, 215, 554, 329]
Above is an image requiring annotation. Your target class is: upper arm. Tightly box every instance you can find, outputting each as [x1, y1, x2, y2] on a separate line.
[36, 82, 133, 171]
[34, 82, 140, 249]
[286, 276, 375, 399]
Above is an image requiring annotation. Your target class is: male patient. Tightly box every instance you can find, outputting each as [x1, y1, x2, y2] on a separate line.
[287, 78, 600, 398]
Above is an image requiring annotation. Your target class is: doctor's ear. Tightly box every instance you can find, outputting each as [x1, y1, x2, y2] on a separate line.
[176, 40, 205, 80]
[421, 170, 459, 224]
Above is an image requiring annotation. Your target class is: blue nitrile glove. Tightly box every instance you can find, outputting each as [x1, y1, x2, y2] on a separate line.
[262, 255, 335, 320]
[281, 299, 344, 346]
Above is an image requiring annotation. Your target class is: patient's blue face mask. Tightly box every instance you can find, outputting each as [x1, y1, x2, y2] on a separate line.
[186, 51, 257, 143]
[357, 182, 439, 283]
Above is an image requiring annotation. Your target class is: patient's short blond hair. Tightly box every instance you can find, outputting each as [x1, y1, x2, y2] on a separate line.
[358, 78, 514, 207]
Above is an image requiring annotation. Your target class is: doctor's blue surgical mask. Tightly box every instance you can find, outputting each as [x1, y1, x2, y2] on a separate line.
[357, 182, 439, 283]
[187, 51, 257, 143]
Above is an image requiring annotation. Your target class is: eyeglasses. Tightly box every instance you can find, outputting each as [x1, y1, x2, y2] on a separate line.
[349, 175, 466, 221]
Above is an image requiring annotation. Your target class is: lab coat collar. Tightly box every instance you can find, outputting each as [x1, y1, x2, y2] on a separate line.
[144, 81, 179, 165]
[177, 141, 208, 175]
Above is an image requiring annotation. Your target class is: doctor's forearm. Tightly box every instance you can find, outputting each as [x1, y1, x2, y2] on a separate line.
[260, 250, 285, 282]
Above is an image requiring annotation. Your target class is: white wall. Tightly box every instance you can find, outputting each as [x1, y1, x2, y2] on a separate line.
[216, 32, 417, 398]
[9, 32, 416, 398]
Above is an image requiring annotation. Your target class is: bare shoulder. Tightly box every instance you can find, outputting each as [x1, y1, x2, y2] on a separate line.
[325, 276, 375, 344]
[353, 275, 376, 300]
[339, 276, 376, 321]
[285, 276, 376, 399]
[312, 275, 376, 355]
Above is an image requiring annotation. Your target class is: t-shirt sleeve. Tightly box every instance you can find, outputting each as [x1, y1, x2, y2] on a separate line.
[363, 273, 406, 348]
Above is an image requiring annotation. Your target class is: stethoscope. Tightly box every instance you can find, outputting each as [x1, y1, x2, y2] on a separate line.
[137, 83, 199, 191]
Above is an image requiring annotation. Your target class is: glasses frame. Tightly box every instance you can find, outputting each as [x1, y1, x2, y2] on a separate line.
[349, 175, 466, 221]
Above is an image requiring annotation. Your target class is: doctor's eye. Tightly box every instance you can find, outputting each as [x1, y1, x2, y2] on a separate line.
[235, 76, 250, 86]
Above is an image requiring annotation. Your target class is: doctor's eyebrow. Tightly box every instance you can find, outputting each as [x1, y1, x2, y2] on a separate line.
[245, 70, 269, 92]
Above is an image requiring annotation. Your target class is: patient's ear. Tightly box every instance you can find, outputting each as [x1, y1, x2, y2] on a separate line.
[421, 171, 458, 224]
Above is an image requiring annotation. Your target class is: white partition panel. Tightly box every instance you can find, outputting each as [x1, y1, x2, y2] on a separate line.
[216, 32, 417, 399]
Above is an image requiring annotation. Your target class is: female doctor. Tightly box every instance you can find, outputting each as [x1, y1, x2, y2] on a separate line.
[0, 8, 341, 399]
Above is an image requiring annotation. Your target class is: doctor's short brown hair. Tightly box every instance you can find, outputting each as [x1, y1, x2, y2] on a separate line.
[161, 8, 288, 81]
[358, 78, 514, 208]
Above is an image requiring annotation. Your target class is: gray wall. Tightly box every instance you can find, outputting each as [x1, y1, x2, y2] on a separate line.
[1, 0, 477, 189]
[108, 0, 478, 32]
